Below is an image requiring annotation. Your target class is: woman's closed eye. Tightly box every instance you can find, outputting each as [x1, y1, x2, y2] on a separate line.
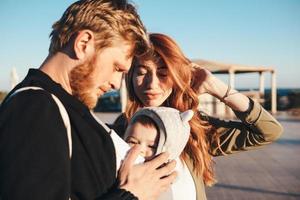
[157, 68, 168, 77]
[136, 67, 148, 76]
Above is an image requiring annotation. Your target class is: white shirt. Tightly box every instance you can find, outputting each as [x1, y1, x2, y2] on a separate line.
[158, 157, 196, 200]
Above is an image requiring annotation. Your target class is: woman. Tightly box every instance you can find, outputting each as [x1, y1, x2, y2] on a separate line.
[113, 33, 283, 200]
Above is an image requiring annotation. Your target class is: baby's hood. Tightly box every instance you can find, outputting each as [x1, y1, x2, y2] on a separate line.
[130, 107, 193, 160]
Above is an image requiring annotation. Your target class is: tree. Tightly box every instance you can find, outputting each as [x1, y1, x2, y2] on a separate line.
[0, 91, 8, 103]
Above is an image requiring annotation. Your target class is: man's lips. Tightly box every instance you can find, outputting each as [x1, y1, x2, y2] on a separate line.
[96, 89, 104, 97]
[97, 87, 111, 96]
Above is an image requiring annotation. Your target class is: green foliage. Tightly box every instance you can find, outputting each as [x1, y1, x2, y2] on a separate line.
[0, 91, 8, 103]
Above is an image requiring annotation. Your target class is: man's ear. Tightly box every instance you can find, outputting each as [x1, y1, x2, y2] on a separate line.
[74, 30, 95, 60]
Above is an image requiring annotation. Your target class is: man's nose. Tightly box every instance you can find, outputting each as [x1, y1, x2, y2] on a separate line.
[110, 72, 123, 90]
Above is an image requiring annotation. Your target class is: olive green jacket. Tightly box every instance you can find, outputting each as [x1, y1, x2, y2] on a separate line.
[112, 99, 283, 200]
[185, 100, 283, 200]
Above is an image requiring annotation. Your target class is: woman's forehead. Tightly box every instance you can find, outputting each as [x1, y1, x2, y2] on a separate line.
[138, 58, 166, 69]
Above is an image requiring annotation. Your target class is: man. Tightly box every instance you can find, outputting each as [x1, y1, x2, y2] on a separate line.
[0, 0, 176, 199]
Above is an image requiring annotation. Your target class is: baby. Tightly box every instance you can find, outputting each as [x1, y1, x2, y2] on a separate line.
[107, 107, 193, 200]
[124, 106, 193, 163]
[123, 107, 194, 200]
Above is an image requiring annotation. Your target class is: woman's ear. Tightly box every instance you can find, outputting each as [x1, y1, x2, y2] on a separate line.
[73, 30, 95, 60]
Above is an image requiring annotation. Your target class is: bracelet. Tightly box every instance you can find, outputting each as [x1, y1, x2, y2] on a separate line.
[220, 85, 231, 103]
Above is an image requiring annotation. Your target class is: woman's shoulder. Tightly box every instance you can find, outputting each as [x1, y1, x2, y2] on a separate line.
[114, 113, 127, 123]
[110, 113, 128, 138]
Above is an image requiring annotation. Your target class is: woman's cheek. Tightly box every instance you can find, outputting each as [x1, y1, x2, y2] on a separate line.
[135, 77, 144, 87]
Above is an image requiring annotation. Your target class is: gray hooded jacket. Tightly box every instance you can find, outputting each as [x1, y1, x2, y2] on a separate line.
[129, 107, 194, 160]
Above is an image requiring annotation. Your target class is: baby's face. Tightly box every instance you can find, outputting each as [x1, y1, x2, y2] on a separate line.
[124, 122, 159, 161]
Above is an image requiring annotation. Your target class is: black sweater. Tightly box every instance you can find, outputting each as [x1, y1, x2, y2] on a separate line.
[0, 69, 137, 200]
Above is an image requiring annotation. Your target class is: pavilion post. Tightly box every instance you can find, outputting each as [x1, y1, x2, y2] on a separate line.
[271, 70, 277, 114]
[259, 72, 265, 102]
[229, 70, 235, 89]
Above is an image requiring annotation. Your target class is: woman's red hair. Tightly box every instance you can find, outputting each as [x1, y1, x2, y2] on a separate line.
[125, 33, 216, 185]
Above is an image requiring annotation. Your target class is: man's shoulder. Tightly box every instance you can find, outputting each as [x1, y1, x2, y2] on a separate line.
[1, 88, 56, 113]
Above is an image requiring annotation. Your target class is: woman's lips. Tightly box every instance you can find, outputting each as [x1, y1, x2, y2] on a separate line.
[144, 92, 161, 100]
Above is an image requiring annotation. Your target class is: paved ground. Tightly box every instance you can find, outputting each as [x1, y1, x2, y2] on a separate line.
[95, 112, 300, 200]
[205, 115, 300, 200]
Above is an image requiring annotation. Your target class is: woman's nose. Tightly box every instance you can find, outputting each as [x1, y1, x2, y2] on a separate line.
[146, 73, 160, 88]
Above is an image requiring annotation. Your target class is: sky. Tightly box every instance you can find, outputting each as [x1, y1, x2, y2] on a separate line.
[0, 0, 299, 91]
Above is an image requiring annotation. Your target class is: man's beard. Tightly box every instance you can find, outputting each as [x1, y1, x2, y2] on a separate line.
[69, 56, 99, 110]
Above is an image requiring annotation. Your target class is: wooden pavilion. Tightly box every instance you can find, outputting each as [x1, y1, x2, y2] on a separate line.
[192, 59, 277, 115]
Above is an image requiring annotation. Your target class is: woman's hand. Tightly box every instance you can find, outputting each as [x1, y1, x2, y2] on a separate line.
[190, 63, 215, 95]
[190, 62, 250, 112]
[119, 145, 177, 200]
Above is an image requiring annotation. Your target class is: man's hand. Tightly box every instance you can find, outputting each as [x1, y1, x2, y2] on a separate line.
[119, 145, 177, 200]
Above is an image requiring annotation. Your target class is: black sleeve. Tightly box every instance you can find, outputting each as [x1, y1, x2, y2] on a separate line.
[99, 187, 138, 200]
[0, 90, 71, 200]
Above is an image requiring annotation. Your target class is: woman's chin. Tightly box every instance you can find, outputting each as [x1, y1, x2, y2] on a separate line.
[143, 99, 164, 107]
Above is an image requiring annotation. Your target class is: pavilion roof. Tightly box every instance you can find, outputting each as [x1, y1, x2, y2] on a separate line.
[191, 59, 274, 74]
